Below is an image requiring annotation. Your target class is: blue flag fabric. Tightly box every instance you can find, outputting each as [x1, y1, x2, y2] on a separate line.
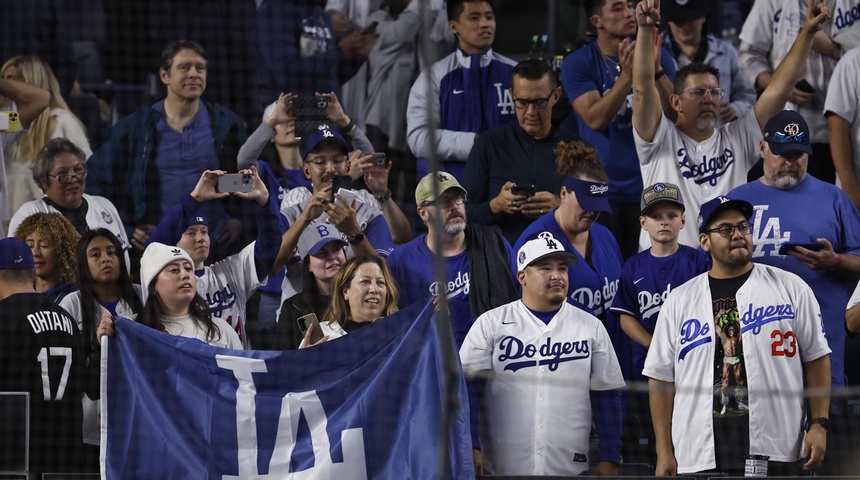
[100, 301, 474, 479]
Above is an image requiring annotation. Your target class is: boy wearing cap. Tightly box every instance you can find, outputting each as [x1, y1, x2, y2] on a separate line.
[147, 167, 281, 348]
[644, 195, 831, 476]
[612, 182, 709, 383]
[460, 232, 625, 476]
[609, 182, 708, 463]
[275, 127, 396, 311]
[0, 238, 85, 474]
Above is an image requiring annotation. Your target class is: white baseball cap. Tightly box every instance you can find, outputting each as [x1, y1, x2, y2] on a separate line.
[516, 232, 577, 272]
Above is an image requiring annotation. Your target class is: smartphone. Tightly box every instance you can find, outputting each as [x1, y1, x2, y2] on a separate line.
[293, 96, 329, 138]
[511, 184, 536, 197]
[216, 173, 253, 193]
[0, 111, 21, 133]
[362, 21, 379, 35]
[297, 313, 324, 345]
[372, 152, 389, 166]
[795, 79, 815, 94]
[331, 175, 353, 201]
[778, 242, 823, 255]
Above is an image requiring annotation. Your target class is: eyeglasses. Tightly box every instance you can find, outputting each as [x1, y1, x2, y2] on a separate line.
[512, 92, 554, 110]
[704, 223, 752, 238]
[47, 170, 88, 184]
[305, 155, 348, 167]
[771, 131, 809, 144]
[682, 87, 725, 99]
[421, 195, 466, 209]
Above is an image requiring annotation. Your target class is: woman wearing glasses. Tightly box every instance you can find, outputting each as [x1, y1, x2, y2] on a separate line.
[8, 138, 130, 266]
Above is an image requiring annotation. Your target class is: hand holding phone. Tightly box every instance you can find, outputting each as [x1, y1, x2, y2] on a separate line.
[0, 111, 21, 133]
[331, 175, 353, 201]
[371, 153, 389, 167]
[778, 242, 823, 255]
[297, 313, 324, 346]
[511, 184, 536, 197]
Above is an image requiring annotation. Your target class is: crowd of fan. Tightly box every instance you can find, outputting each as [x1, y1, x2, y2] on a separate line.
[3, 0, 860, 476]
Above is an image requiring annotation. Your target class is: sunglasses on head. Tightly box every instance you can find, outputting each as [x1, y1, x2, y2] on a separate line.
[771, 131, 809, 144]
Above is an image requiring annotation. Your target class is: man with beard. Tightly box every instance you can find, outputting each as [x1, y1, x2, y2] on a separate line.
[460, 232, 625, 476]
[387, 172, 519, 474]
[644, 195, 832, 476]
[728, 109, 860, 475]
[630, 0, 831, 250]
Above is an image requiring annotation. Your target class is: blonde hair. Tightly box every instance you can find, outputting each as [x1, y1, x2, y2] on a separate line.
[13, 212, 80, 285]
[323, 255, 399, 326]
[1, 56, 86, 160]
[554, 140, 609, 183]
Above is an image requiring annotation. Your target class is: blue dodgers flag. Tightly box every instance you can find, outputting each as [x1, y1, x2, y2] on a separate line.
[100, 301, 474, 479]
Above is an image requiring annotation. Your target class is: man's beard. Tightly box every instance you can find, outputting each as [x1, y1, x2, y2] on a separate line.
[443, 217, 466, 235]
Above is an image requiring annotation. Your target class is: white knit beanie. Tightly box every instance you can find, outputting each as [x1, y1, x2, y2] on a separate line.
[140, 242, 194, 302]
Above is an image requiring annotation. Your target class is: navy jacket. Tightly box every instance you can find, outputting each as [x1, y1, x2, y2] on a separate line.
[86, 99, 247, 238]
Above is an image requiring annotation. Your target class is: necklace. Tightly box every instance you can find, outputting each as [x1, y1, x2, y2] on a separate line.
[600, 53, 621, 78]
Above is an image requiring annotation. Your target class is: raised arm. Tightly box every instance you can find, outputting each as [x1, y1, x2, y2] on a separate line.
[0, 78, 50, 128]
[753, 0, 831, 130]
[631, 0, 662, 142]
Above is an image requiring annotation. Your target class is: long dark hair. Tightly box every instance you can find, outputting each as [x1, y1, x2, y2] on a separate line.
[666, 21, 711, 64]
[300, 254, 331, 318]
[76, 229, 143, 359]
[141, 275, 221, 344]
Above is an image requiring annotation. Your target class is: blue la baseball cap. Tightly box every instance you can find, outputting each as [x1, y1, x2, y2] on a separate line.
[763, 110, 812, 156]
[0, 238, 35, 270]
[563, 176, 611, 213]
[697, 196, 753, 234]
[301, 127, 349, 158]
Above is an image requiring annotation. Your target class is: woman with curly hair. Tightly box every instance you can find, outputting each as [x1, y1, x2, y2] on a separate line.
[13, 211, 80, 303]
[0, 56, 92, 213]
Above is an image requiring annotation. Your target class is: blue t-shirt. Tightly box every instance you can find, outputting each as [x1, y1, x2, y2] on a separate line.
[98, 298, 121, 318]
[730, 176, 860, 388]
[515, 212, 629, 377]
[610, 245, 710, 381]
[387, 234, 477, 347]
[561, 41, 676, 203]
[151, 101, 225, 235]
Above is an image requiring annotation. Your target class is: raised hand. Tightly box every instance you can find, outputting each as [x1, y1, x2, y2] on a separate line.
[636, 0, 660, 28]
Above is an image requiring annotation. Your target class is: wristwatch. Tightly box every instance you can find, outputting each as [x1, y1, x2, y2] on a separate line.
[347, 230, 366, 245]
[375, 189, 393, 204]
[807, 417, 830, 431]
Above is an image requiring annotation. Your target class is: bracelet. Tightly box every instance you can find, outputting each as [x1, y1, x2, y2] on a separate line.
[654, 69, 666, 81]
[836, 253, 844, 269]
[342, 120, 356, 136]
[347, 230, 365, 245]
[375, 189, 393, 204]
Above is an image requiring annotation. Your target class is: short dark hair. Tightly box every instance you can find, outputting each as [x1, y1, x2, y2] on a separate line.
[583, 0, 606, 16]
[0, 269, 34, 284]
[447, 0, 494, 22]
[512, 58, 558, 90]
[160, 40, 208, 72]
[32, 137, 87, 192]
[673, 62, 720, 94]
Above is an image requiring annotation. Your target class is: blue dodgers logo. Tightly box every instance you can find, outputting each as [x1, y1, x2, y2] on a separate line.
[677, 147, 735, 187]
[678, 318, 711, 361]
[497, 336, 590, 372]
[205, 284, 237, 315]
[834, 3, 860, 30]
[740, 303, 795, 335]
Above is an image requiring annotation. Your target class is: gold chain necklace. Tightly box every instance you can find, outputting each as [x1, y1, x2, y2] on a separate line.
[601, 53, 621, 76]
